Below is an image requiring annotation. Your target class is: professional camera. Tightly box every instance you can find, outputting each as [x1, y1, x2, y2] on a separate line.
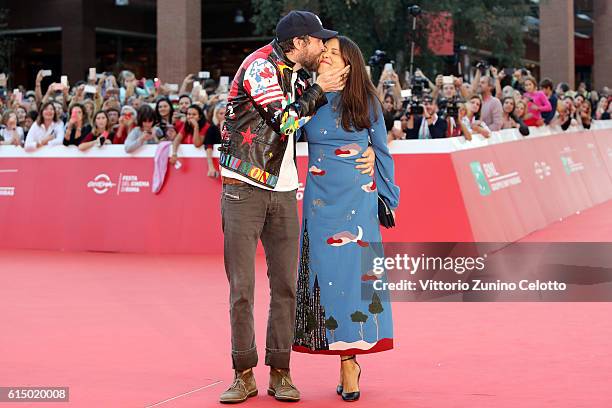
[475, 60, 490, 74]
[411, 76, 428, 98]
[368, 50, 391, 68]
[408, 5, 422, 17]
[438, 96, 463, 120]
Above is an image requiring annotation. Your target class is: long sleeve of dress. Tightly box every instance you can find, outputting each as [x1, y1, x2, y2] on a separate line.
[370, 102, 400, 209]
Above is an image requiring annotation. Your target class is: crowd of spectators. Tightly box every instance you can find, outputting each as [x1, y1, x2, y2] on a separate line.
[0, 69, 226, 176]
[0, 62, 611, 176]
[383, 65, 612, 143]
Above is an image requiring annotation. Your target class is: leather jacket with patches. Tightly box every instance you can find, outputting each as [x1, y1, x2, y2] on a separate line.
[218, 40, 327, 188]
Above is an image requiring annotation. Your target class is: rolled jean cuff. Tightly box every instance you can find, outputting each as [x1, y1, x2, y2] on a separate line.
[232, 346, 258, 371]
[265, 348, 291, 369]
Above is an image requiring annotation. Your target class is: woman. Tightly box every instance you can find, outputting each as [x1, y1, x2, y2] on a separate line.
[595, 97, 609, 120]
[83, 99, 96, 124]
[522, 76, 552, 127]
[155, 96, 182, 139]
[78, 111, 115, 151]
[24, 102, 65, 151]
[114, 105, 137, 145]
[195, 101, 225, 177]
[292, 36, 400, 402]
[15, 105, 28, 129]
[501, 97, 530, 136]
[462, 95, 491, 138]
[501, 97, 518, 130]
[577, 101, 592, 130]
[170, 104, 209, 164]
[63, 103, 92, 146]
[0, 110, 25, 146]
[124, 104, 163, 153]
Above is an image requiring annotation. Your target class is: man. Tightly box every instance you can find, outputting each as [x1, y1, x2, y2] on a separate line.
[405, 95, 447, 139]
[539, 78, 557, 125]
[478, 75, 503, 131]
[217, 10, 375, 404]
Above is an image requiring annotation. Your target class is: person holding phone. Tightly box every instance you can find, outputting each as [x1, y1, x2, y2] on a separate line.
[63, 103, 92, 146]
[113, 106, 137, 144]
[124, 104, 163, 153]
[24, 102, 65, 151]
[0, 110, 25, 146]
[170, 104, 209, 165]
[78, 111, 115, 151]
[155, 96, 183, 138]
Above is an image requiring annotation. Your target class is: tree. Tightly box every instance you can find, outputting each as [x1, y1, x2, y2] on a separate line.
[0, 8, 14, 75]
[251, 0, 531, 79]
[325, 315, 338, 343]
[368, 292, 384, 341]
[350, 310, 368, 341]
[306, 311, 316, 345]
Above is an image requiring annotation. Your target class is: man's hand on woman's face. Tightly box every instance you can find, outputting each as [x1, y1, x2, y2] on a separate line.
[316, 66, 350, 93]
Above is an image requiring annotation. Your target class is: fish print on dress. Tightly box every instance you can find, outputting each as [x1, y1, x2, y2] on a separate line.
[326, 226, 369, 247]
[334, 143, 362, 158]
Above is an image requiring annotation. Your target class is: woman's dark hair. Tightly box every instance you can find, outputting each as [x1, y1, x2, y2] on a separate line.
[36, 101, 58, 125]
[334, 35, 380, 132]
[68, 103, 88, 125]
[155, 96, 174, 124]
[92, 110, 110, 136]
[136, 104, 156, 127]
[27, 110, 38, 122]
[184, 104, 207, 135]
[502, 97, 516, 114]
[469, 94, 483, 118]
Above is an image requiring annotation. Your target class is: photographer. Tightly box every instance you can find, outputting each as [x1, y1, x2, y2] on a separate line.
[404, 95, 447, 139]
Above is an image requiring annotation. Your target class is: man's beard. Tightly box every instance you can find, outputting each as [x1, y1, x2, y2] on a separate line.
[300, 49, 321, 72]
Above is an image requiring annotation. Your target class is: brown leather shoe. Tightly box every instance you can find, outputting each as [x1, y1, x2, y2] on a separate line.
[219, 369, 258, 404]
[267, 368, 300, 402]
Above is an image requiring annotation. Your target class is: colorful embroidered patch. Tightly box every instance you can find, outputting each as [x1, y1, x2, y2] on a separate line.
[219, 153, 279, 187]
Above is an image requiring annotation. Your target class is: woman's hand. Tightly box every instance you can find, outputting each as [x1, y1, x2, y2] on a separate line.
[169, 154, 178, 165]
[435, 74, 443, 88]
[356, 146, 375, 176]
[207, 167, 220, 178]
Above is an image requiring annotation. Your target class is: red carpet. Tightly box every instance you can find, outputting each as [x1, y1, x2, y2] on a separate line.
[2, 201, 612, 407]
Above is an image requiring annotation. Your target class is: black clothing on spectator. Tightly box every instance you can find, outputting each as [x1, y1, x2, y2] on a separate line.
[542, 93, 557, 124]
[204, 124, 222, 148]
[405, 115, 448, 139]
[63, 125, 93, 146]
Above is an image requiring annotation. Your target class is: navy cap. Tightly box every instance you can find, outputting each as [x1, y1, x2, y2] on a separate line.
[276, 10, 337, 42]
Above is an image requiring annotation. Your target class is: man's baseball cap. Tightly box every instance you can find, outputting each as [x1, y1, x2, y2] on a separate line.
[276, 11, 337, 42]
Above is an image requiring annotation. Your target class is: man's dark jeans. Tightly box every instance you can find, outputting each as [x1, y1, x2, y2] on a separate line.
[221, 182, 299, 371]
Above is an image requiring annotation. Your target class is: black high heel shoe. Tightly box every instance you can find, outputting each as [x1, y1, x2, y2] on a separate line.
[340, 355, 361, 402]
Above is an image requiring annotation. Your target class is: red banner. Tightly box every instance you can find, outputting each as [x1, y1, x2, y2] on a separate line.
[1, 124, 611, 254]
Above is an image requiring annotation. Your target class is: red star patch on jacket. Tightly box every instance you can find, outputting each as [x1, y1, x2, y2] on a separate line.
[241, 126, 256, 145]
